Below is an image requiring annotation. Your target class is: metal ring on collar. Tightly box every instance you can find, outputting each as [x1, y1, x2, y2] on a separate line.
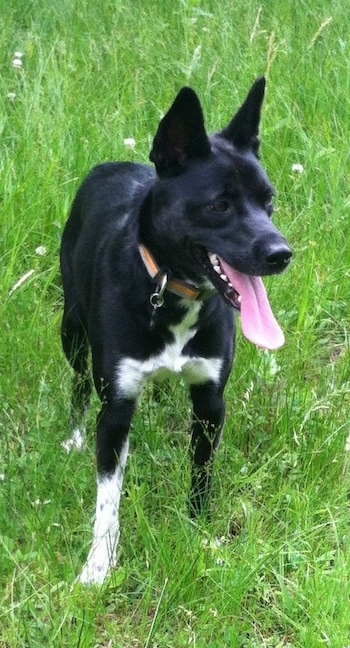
[149, 273, 168, 309]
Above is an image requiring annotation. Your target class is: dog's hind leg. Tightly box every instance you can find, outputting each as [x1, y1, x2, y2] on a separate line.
[189, 383, 225, 518]
[61, 303, 92, 452]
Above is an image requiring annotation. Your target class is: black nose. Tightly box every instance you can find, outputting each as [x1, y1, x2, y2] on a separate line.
[266, 243, 292, 270]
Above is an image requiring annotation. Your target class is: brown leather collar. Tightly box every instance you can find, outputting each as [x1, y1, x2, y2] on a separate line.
[139, 243, 206, 302]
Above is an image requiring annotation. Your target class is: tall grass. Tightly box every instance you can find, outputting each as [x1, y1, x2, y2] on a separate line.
[1, 0, 350, 645]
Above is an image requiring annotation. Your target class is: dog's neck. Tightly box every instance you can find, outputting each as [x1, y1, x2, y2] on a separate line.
[139, 243, 208, 302]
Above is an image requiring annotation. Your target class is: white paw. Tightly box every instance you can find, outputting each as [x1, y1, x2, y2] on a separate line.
[77, 543, 117, 586]
[78, 562, 109, 586]
[61, 428, 85, 453]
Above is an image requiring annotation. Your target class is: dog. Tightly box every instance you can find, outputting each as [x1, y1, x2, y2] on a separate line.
[60, 77, 291, 585]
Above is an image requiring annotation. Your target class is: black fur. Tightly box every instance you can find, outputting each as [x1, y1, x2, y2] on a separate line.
[60, 78, 291, 575]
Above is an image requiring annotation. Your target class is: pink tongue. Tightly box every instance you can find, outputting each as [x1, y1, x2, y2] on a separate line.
[219, 258, 285, 350]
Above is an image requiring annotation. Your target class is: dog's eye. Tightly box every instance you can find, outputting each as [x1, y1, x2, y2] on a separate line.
[263, 192, 274, 216]
[209, 199, 231, 213]
[265, 199, 274, 216]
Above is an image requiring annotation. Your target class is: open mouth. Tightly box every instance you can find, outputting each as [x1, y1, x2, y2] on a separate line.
[207, 252, 242, 309]
[202, 249, 285, 351]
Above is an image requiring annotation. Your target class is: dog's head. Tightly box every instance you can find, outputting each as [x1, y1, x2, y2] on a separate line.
[149, 79, 292, 349]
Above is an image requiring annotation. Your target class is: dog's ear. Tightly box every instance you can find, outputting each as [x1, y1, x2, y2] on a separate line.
[150, 87, 211, 177]
[220, 76, 266, 154]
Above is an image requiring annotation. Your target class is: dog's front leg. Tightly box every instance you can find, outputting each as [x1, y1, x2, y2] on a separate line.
[78, 398, 135, 585]
[189, 383, 225, 518]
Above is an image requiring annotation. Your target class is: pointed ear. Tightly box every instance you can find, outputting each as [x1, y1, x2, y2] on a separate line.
[220, 76, 266, 154]
[149, 87, 211, 177]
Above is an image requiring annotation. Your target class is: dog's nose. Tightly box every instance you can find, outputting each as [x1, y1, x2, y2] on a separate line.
[266, 243, 292, 270]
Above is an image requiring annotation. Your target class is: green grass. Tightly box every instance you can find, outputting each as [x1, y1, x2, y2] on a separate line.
[1, 0, 350, 645]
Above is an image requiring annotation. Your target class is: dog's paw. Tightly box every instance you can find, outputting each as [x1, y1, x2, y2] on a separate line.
[61, 427, 85, 453]
[78, 562, 107, 586]
[77, 545, 117, 586]
[78, 560, 112, 586]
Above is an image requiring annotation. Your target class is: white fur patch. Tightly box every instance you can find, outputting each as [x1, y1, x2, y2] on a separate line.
[116, 301, 223, 399]
[61, 427, 85, 453]
[78, 440, 129, 585]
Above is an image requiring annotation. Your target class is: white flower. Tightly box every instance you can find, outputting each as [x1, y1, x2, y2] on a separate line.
[12, 58, 23, 69]
[14, 51, 23, 58]
[35, 245, 47, 256]
[7, 92, 16, 101]
[124, 137, 136, 150]
[291, 163, 304, 174]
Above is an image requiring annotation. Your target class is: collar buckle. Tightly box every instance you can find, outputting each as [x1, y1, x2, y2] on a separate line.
[139, 243, 206, 304]
[149, 272, 168, 309]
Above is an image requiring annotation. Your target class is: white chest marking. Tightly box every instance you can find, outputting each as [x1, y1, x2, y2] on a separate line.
[116, 301, 223, 399]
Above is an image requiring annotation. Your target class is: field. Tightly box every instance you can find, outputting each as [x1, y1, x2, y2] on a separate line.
[1, 0, 350, 645]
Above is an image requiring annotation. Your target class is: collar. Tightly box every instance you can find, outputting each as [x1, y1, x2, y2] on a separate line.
[139, 243, 208, 304]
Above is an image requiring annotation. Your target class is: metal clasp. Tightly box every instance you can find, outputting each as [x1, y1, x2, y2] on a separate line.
[150, 273, 168, 309]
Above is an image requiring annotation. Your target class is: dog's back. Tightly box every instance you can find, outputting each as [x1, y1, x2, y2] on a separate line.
[61, 162, 153, 313]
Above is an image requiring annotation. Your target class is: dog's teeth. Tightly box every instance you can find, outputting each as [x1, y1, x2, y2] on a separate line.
[209, 253, 218, 265]
[220, 274, 228, 283]
[237, 294, 242, 304]
[228, 282, 233, 288]
[213, 265, 221, 274]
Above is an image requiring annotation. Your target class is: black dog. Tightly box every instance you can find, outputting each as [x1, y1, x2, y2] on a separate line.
[60, 77, 291, 584]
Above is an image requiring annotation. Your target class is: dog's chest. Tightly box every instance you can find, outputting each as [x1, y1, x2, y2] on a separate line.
[116, 301, 222, 398]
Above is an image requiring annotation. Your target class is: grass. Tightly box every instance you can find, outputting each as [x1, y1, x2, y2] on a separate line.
[1, 0, 350, 645]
